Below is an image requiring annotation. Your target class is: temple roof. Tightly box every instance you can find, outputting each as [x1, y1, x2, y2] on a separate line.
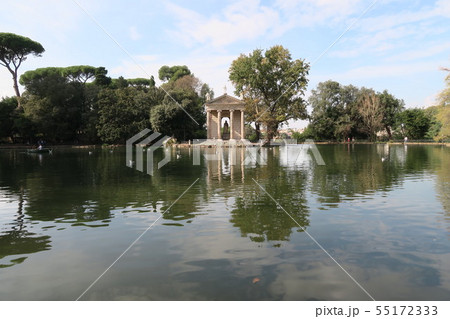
[205, 93, 245, 111]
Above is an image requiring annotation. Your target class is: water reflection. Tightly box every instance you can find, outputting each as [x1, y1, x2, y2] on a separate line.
[0, 145, 450, 300]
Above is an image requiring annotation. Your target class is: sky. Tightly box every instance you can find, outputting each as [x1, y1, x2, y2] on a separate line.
[1, 0, 449, 128]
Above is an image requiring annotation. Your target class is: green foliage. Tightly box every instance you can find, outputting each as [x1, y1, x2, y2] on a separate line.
[229, 45, 309, 143]
[127, 77, 155, 88]
[378, 90, 405, 138]
[309, 81, 361, 140]
[309, 81, 404, 141]
[110, 76, 129, 89]
[0, 32, 45, 102]
[150, 77, 206, 141]
[20, 66, 109, 89]
[62, 65, 96, 83]
[0, 97, 17, 140]
[426, 104, 450, 141]
[93, 67, 112, 87]
[291, 126, 314, 142]
[21, 78, 85, 142]
[395, 108, 431, 140]
[96, 87, 161, 144]
[158, 65, 191, 82]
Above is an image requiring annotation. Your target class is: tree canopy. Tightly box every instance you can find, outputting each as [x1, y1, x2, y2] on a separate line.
[309, 80, 404, 141]
[229, 45, 309, 143]
[0, 32, 44, 107]
[158, 65, 191, 83]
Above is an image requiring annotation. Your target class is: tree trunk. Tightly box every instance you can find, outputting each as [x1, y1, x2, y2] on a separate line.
[385, 125, 392, 140]
[11, 68, 21, 109]
[264, 121, 278, 146]
[255, 122, 261, 141]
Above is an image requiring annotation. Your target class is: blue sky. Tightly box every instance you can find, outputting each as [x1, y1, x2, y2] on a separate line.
[1, 0, 449, 128]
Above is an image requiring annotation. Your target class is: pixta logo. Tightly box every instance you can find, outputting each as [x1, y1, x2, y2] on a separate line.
[126, 129, 171, 175]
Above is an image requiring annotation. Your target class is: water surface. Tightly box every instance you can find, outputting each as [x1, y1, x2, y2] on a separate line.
[0, 144, 449, 300]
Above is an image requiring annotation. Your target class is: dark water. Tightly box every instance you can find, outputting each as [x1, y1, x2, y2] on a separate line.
[0, 144, 449, 300]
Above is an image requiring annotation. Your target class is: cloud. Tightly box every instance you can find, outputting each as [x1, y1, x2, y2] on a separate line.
[326, 61, 439, 81]
[165, 0, 280, 49]
[385, 42, 450, 62]
[329, 1, 450, 60]
[129, 26, 141, 41]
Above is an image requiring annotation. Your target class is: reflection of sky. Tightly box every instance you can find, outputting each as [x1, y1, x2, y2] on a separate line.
[1, 146, 450, 300]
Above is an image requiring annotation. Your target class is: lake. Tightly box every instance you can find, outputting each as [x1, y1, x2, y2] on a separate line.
[0, 144, 449, 300]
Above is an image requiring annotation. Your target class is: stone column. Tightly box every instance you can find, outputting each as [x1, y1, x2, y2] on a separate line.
[240, 110, 245, 139]
[217, 110, 222, 139]
[230, 110, 234, 139]
[206, 110, 210, 139]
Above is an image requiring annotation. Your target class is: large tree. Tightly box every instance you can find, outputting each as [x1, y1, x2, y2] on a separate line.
[229, 45, 309, 144]
[358, 90, 383, 141]
[0, 33, 44, 108]
[96, 87, 162, 144]
[20, 69, 85, 143]
[378, 90, 404, 139]
[395, 108, 431, 140]
[158, 65, 191, 83]
[309, 80, 360, 140]
[150, 74, 207, 141]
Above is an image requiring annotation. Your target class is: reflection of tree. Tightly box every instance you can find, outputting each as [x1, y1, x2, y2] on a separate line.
[0, 189, 51, 268]
[0, 148, 207, 229]
[433, 147, 450, 214]
[230, 160, 310, 243]
[0, 230, 51, 268]
[310, 145, 432, 204]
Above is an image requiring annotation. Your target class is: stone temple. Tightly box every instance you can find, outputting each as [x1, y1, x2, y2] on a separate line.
[205, 93, 245, 141]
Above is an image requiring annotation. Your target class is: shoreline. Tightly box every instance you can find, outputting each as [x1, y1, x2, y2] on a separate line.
[1, 141, 449, 150]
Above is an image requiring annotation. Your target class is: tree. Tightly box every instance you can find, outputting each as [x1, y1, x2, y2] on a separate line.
[127, 77, 155, 88]
[96, 87, 159, 144]
[0, 97, 17, 140]
[20, 68, 85, 142]
[309, 80, 345, 140]
[395, 108, 431, 140]
[358, 90, 383, 141]
[378, 90, 404, 139]
[0, 33, 45, 108]
[158, 65, 191, 83]
[62, 65, 97, 83]
[229, 45, 309, 144]
[309, 80, 360, 140]
[151, 75, 207, 141]
[111, 76, 129, 89]
[93, 67, 112, 87]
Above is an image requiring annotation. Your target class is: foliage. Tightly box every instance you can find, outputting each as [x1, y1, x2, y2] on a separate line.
[158, 65, 191, 83]
[291, 125, 314, 142]
[96, 87, 161, 144]
[0, 97, 17, 140]
[19, 65, 113, 143]
[93, 67, 111, 87]
[21, 76, 85, 142]
[378, 90, 405, 139]
[127, 77, 155, 88]
[426, 71, 450, 141]
[0, 32, 45, 105]
[229, 45, 309, 144]
[309, 81, 405, 141]
[358, 90, 383, 141]
[395, 108, 431, 140]
[309, 81, 361, 140]
[150, 76, 206, 141]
